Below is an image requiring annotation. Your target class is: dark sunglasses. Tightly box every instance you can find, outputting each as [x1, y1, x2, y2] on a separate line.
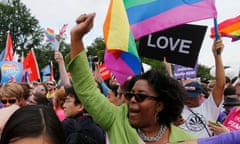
[1, 99, 17, 104]
[40, 88, 46, 91]
[125, 92, 160, 103]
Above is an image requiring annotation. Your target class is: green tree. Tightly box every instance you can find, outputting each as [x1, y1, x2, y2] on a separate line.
[86, 37, 105, 61]
[0, 0, 44, 53]
[0, 0, 71, 81]
[197, 64, 213, 80]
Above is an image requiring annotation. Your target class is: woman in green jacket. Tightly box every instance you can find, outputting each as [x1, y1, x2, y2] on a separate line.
[68, 13, 196, 144]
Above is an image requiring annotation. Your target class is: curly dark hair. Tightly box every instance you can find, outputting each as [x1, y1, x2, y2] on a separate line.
[139, 69, 187, 127]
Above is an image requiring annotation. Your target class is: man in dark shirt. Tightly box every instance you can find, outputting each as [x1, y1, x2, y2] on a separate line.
[62, 86, 106, 144]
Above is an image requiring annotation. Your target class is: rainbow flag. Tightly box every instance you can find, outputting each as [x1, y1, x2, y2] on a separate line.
[45, 28, 56, 42]
[210, 15, 240, 42]
[103, 0, 141, 85]
[125, 0, 217, 39]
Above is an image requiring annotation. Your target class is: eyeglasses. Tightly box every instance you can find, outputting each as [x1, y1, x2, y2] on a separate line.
[47, 83, 54, 86]
[64, 99, 75, 104]
[125, 92, 160, 103]
[1, 99, 17, 104]
[39, 88, 46, 91]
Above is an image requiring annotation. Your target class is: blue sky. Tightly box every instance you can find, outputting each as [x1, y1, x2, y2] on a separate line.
[20, 0, 240, 71]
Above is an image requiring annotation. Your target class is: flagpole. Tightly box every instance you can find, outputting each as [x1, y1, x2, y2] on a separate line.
[213, 18, 221, 54]
[21, 51, 24, 63]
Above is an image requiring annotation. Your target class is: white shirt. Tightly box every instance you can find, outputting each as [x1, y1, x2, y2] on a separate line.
[179, 95, 222, 138]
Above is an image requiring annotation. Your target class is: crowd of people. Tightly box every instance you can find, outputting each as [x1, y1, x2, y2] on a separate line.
[0, 13, 240, 144]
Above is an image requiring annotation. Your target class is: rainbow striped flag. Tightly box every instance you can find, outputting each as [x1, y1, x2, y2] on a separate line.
[45, 28, 56, 42]
[210, 15, 240, 42]
[103, 0, 141, 85]
[125, 0, 217, 39]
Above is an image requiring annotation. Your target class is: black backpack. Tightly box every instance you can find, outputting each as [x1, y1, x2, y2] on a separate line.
[66, 132, 97, 144]
[66, 120, 97, 144]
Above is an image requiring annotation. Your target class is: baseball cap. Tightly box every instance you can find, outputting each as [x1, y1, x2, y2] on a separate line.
[223, 95, 240, 106]
[184, 82, 203, 98]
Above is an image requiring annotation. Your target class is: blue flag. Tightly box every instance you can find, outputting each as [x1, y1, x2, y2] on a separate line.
[41, 64, 50, 75]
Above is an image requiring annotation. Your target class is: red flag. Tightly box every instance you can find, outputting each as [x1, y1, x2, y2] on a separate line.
[59, 24, 68, 39]
[4, 31, 14, 61]
[49, 61, 54, 81]
[23, 49, 40, 82]
[99, 64, 111, 80]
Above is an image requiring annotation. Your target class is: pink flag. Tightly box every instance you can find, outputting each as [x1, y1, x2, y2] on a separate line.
[126, 0, 217, 39]
[4, 31, 14, 61]
[59, 24, 68, 39]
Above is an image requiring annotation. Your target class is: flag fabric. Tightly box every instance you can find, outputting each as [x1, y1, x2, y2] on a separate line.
[0, 61, 23, 83]
[23, 49, 40, 82]
[210, 15, 240, 42]
[99, 64, 111, 80]
[13, 51, 20, 62]
[41, 64, 51, 76]
[59, 24, 68, 39]
[125, 0, 217, 39]
[104, 50, 141, 85]
[45, 28, 61, 50]
[3, 31, 14, 61]
[45, 28, 56, 42]
[103, 0, 141, 85]
[21, 70, 29, 83]
[51, 40, 60, 51]
[103, 0, 137, 53]
[0, 50, 6, 61]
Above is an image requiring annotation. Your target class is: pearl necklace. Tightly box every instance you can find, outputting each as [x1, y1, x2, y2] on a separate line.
[137, 125, 167, 142]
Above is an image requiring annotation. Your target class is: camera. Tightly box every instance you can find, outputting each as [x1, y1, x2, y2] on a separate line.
[92, 56, 99, 62]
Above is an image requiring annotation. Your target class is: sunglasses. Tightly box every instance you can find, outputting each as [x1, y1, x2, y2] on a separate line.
[39, 88, 46, 91]
[125, 92, 160, 103]
[1, 99, 17, 104]
[47, 83, 54, 86]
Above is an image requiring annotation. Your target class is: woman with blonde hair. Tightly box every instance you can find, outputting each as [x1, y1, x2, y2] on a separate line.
[53, 86, 66, 121]
[0, 83, 25, 108]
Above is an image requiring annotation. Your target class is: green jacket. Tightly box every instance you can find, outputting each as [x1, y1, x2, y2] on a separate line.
[67, 51, 196, 144]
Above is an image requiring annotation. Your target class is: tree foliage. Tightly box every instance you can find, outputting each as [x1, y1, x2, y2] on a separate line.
[0, 0, 44, 53]
[197, 64, 213, 80]
[0, 0, 71, 81]
[86, 37, 105, 61]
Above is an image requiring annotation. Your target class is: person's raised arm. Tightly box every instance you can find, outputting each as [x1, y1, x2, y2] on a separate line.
[55, 50, 71, 87]
[212, 39, 225, 107]
[163, 57, 173, 77]
[95, 63, 110, 96]
[68, 13, 119, 130]
[70, 13, 95, 60]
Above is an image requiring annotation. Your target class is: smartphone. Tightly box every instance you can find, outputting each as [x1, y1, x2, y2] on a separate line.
[209, 121, 219, 126]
